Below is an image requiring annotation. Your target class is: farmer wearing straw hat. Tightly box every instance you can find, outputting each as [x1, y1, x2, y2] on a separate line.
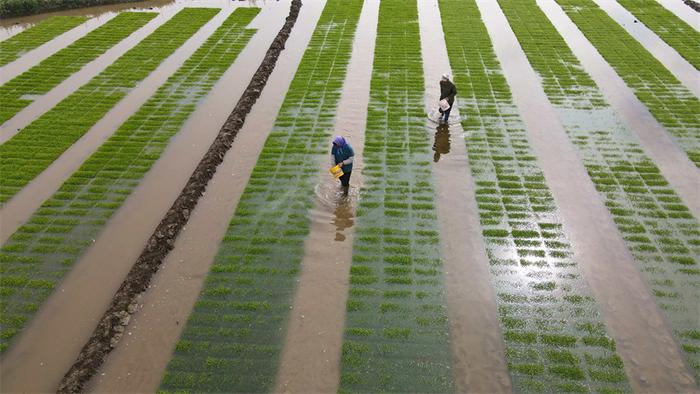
[331, 135, 354, 189]
[439, 73, 457, 125]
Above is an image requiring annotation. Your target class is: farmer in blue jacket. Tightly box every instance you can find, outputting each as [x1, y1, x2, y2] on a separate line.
[331, 135, 354, 189]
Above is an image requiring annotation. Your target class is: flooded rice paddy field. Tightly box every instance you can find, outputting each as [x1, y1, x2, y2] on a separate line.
[0, 0, 698, 392]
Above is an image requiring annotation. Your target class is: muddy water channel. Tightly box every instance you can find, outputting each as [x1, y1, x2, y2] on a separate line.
[0, 1, 298, 392]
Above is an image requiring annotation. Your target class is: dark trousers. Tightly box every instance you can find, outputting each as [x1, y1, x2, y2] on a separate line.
[339, 171, 351, 187]
[442, 106, 452, 123]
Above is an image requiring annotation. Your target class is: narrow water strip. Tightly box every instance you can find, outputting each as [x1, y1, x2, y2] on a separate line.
[592, 0, 699, 96]
[537, 0, 700, 242]
[657, 0, 700, 28]
[0, 16, 87, 67]
[85, 2, 325, 391]
[417, 1, 511, 392]
[273, 1, 376, 391]
[0, 16, 111, 81]
[476, 0, 697, 390]
[0, 5, 225, 245]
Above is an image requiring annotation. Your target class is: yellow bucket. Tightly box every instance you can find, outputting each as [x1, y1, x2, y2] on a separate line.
[329, 164, 344, 179]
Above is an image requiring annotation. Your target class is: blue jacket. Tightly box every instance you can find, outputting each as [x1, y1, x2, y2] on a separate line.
[332, 143, 354, 173]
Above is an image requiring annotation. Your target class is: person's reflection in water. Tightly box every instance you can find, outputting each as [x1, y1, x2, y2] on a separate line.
[333, 196, 354, 242]
[433, 123, 451, 162]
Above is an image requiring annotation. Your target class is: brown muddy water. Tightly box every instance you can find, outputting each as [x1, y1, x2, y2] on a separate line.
[538, 0, 700, 229]
[0, 4, 222, 244]
[593, 0, 700, 96]
[83, 2, 327, 392]
[418, 0, 512, 392]
[478, 0, 698, 391]
[273, 1, 376, 392]
[0, 2, 297, 393]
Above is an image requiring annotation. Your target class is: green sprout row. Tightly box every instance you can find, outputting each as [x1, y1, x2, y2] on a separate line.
[439, 0, 630, 392]
[0, 7, 259, 353]
[0, 16, 87, 66]
[0, 8, 218, 204]
[501, 0, 699, 381]
[557, 0, 699, 168]
[159, 1, 363, 392]
[338, 1, 454, 392]
[617, 0, 700, 70]
[0, 12, 156, 124]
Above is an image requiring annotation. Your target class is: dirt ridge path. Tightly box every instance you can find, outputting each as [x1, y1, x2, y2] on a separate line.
[84, 1, 325, 390]
[477, 0, 697, 391]
[0, 10, 169, 143]
[0, 6, 224, 245]
[417, 1, 512, 392]
[57, 1, 302, 391]
[592, 0, 700, 97]
[272, 1, 376, 392]
[537, 0, 700, 240]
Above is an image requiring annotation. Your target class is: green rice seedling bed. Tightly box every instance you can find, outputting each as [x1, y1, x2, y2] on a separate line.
[500, 0, 700, 380]
[617, 0, 700, 70]
[439, 0, 630, 392]
[0, 16, 87, 66]
[159, 1, 363, 391]
[557, 0, 700, 168]
[338, 1, 454, 392]
[0, 7, 259, 353]
[0, 12, 156, 124]
[0, 8, 218, 204]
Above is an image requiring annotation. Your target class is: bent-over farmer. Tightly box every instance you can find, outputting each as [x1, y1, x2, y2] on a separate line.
[331, 135, 354, 189]
[439, 73, 457, 125]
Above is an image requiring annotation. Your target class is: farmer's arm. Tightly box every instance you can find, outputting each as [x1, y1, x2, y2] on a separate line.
[341, 146, 355, 166]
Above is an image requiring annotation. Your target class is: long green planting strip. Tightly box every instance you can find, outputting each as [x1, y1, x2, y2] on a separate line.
[500, 0, 700, 381]
[439, 0, 630, 392]
[0, 8, 217, 204]
[557, 0, 700, 168]
[159, 1, 362, 391]
[617, 0, 700, 70]
[338, 1, 453, 391]
[0, 16, 87, 66]
[0, 7, 259, 353]
[0, 12, 156, 124]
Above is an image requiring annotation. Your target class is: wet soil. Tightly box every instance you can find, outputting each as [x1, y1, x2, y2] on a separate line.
[593, 0, 700, 96]
[417, 1, 512, 392]
[538, 0, 700, 232]
[84, 2, 325, 391]
[56, 0, 302, 391]
[684, 0, 700, 12]
[272, 1, 375, 392]
[478, 0, 697, 390]
[0, 5, 218, 244]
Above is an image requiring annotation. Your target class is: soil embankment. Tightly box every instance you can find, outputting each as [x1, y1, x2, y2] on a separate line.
[57, 0, 302, 391]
